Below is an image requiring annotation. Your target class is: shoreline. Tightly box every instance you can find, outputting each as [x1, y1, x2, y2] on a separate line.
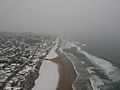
[52, 49, 77, 90]
[32, 38, 77, 90]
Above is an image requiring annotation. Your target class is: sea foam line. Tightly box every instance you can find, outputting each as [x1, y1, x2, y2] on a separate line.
[61, 40, 120, 90]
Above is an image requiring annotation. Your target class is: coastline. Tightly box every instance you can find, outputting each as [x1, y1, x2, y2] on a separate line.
[32, 37, 77, 90]
[52, 49, 77, 90]
[32, 38, 92, 90]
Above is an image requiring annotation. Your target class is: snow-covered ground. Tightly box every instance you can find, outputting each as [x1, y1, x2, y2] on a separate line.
[32, 60, 59, 90]
[45, 37, 59, 59]
[33, 37, 60, 90]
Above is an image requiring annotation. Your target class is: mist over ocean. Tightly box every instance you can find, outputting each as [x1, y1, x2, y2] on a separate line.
[67, 32, 120, 65]
[0, 0, 120, 90]
[0, 0, 120, 65]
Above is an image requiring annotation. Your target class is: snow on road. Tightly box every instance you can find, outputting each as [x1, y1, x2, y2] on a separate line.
[32, 60, 59, 90]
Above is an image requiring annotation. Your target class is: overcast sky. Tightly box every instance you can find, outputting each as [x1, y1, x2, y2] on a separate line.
[0, 0, 120, 37]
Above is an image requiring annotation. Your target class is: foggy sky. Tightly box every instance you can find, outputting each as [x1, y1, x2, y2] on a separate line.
[0, 0, 120, 37]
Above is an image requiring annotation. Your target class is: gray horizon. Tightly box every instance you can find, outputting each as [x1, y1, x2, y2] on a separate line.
[0, 0, 120, 38]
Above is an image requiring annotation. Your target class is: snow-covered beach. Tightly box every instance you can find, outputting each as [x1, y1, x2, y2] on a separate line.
[45, 37, 59, 59]
[32, 37, 60, 90]
[32, 38, 120, 90]
[32, 60, 59, 90]
[32, 37, 77, 90]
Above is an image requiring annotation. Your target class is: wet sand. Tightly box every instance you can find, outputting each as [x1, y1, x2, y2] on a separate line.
[52, 50, 77, 90]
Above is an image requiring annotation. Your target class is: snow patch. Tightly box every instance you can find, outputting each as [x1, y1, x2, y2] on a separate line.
[45, 37, 59, 59]
[32, 60, 59, 90]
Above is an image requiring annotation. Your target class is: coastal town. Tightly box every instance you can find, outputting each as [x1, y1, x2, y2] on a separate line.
[0, 31, 56, 90]
[0, 0, 120, 90]
[0, 31, 120, 90]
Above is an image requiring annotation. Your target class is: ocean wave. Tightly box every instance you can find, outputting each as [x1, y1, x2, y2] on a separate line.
[80, 50, 120, 81]
[61, 40, 120, 90]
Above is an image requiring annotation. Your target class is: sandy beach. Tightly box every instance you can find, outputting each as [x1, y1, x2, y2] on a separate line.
[33, 38, 77, 90]
[52, 50, 77, 90]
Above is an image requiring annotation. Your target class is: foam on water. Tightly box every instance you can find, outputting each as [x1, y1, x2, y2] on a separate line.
[87, 67, 105, 90]
[80, 50, 120, 81]
[67, 40, 120, 81]
[61, 40, 120, 90]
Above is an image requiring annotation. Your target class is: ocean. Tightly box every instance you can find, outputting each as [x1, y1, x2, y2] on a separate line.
[61, 35, 120, 90]
[68, 34, 120, 65]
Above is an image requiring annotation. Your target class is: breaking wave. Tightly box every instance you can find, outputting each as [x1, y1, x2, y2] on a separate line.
[61, 40, 120, 90]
